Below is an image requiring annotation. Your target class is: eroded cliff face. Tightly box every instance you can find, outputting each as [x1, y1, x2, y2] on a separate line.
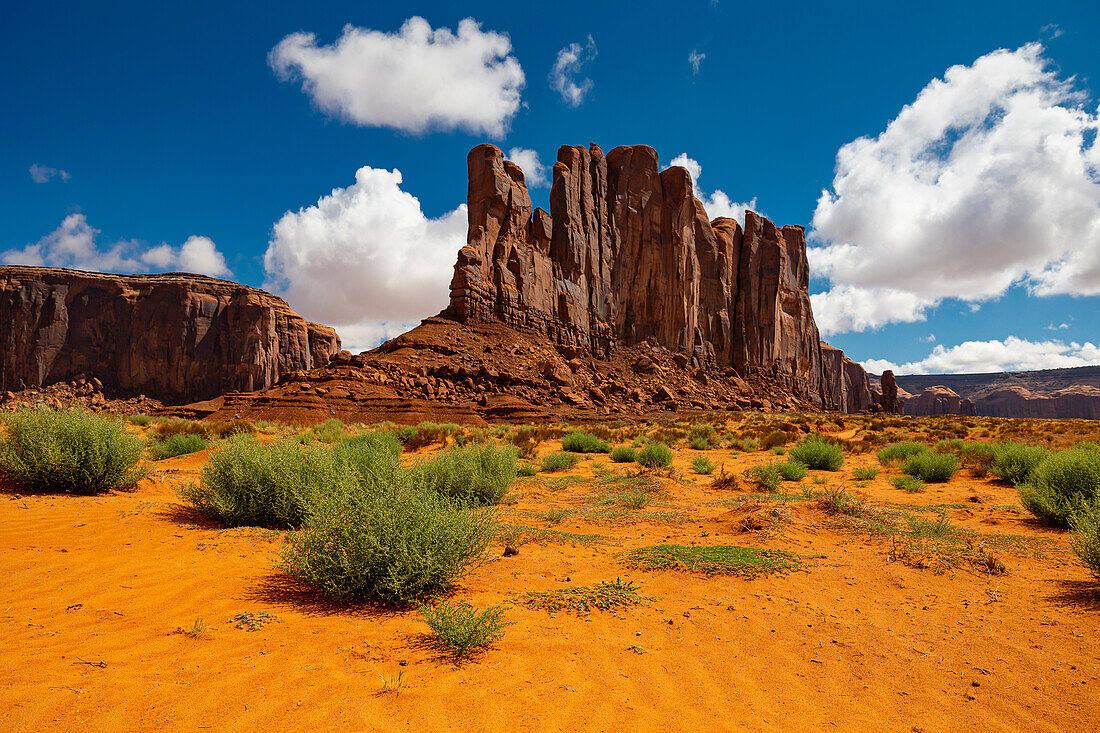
[0, 266, 340, 403]
[449, 143, 862, 408]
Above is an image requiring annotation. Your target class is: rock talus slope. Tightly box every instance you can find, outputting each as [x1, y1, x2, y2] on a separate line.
[0, 266, 340, 403]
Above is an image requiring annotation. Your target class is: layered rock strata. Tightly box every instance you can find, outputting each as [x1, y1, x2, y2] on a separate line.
[0, 266, 340, 403]
[448, 143, 861, 409]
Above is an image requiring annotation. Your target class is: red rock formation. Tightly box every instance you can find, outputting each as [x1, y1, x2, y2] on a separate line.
[448, 143, 860, 409]
[820, 343, 873, 413]
[877, 370, 903, 414]
[970, 385, 1100, 420]
[905, 385, 966, 416]
[0, 266, 340, 403]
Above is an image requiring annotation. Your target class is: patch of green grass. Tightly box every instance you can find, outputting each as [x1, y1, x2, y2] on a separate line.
[561, 431, 611, 453]
[516, 462, 537, 477]
[731, 437, 760, 452]
[150, 433, 209, 460]
[789, 435, 844, 470]
[852, 466, 880, 480]
[691, 456, 716, 475]
[812, 476, 829, 485]
[777, 460, 808, 482]
[636, 443, 674, 469]
[891, 475, 926, 493]
[610, 446, 637, 463]
[769, 446, 787, 455]
[877, 440, 929, 466]
[518, 578, 649, 614]
[419, 601, 512, 657]
[0, 406, 148, 495]
[300, 418, 350, 444]
[627, 544, 798, 577]
[229, 610, 281, 631]
[541, 451, 579, 472]
[902, 452, 958, 483]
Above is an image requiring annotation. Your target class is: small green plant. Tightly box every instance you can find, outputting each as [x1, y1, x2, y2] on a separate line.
[745, 464, 782, 491]
[541, 451, 579, 472]
[519, 577, 649, 615]
[902, 452, 958, 483]
[229, 611, 281, 631]
[877, 440, 929, 466]
[689, 436, 712, 451]
[818, 487, 865, 516]
[610, 446, 637, 463]
[777, 460, 808, 482]
[627, 544, 798, 577]
[300, 418, 349, 444]
[769, 446, 787, 455]
[182, 618, 207, 638]
[0, 407, 148, 495]
[993, 443, 1053, 486]
[852, 466, 880, 480]
[419, 600, 512, 657]
[129, 414, 155, 427]
[636, 443, 674, 469]
[789, 435, 844, 470]
[560, 431, 611, 453]
[1018, 447, 1100, 526]
[516, 462, 537, 477]
[812, 476, 829, 485]
[905, 513, 961, 539]
[892, 476, 925, 493]
[150, 433, 209, 460]
[378, 672, 404, 695]
[731, 437, 760, 452]
[691, 456, 716, 475]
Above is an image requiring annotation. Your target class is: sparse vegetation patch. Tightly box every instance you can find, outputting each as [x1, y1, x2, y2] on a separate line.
[627, 544, 798, 577]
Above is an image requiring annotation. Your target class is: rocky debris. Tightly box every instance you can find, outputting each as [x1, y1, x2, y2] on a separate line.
[446, 143, 866, 410]
[0, 375, 162, 414]
[0, 266, 340, 404]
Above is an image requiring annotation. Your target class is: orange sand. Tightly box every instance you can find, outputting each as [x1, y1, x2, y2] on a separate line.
[2, 445, 1098, 732]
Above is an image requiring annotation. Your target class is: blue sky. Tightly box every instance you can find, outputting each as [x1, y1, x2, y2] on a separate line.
[3, 0, 1099, 372]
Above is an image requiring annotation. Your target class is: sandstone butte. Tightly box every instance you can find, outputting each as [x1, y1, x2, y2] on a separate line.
[0, 266, 340, 404]
[448, 143, 875, 413]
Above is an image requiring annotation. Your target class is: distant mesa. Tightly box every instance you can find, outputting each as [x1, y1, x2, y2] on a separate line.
[893, 366, 1100, 419]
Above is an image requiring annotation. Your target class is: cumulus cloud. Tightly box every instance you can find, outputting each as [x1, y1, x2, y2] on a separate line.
[507, 147, 548, 187]
[2, 214, 231, 277]
[809, 43, 1100, 334]
[862, 336, 1100, 375]
[29, 164, 70, 183]
[688, 50, 705, 74]
[263, 166, 467, 352]
[550, 36, 596, 106]
[269, 16, 525, 137]
[665, 153, 757, 224]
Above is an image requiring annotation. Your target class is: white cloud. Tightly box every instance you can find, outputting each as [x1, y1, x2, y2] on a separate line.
[920, 333, 937, 343]
[809, 43, 1100, 333]
[507, 147, 548, 187]
[688, 50, 705, 74]
[1046, 321, 1070, 330]
[269, 16, 525, 137]
[665, 153, 757, 224]
[550, 36, 596, 107]
[2, 214, 231, 277]
[29, 164, 70, 184]
[861, 336, 1100, 375]
[810, 285, 935, 335]
[263, 166, 467, 353]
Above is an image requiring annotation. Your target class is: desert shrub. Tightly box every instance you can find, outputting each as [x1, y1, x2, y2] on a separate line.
[411, 443, 518, 507]
[404, 422, 447, 451]
[777, 460, 808, 482]
[516, 462, 537, 477]
[902, 452, 958, 483]
[129, 414, 155, 426]
[541, 451, 579, 472]
[333, 432, 403, 490]
[610, 446, 637, 463]
[877, 440, 929, 465]
[0, 407, 148, 495]
[206, 420, 256, 439]
[762, 430, 795, 449]
[301, 418, 348, 444]
[818, 487, 865, 516]
[150, 433, 209, 460]
[891, 476, 925, 493]
[394, 425, 417, 445]
[636, 443, 674, 469]
[934, 439, 966, 454]
[280, 483, 495, 603]
[745, 464, 782, 491]
[1018, 448, 1100, 526]
[155, 418, 209, 439]
[961, 443, 997, 478]
[1070, 506, 1100, 579]
[769, 446, 787, 455]
[181, 437, 350, 527]
[561, 431, 611, 454]
[690, 436, 712, 451]
[691, 456, 716, 475]
[789, 435, 844, 471]
[992, 443, 1052, 486]
[852, 466, 879, 480]
[731, 437, 760, 452]
[420, 601, 512, 657]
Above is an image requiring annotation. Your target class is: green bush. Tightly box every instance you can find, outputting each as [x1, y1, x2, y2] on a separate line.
[636, 443, 674, 469]
[891, 476, 925, 493]
[992, 443, 1051, 486]
[129, 414, 155, 427]
[689, 436, 712, 451]
[280, 483, 495, 603]
[769, 446, 787, 455]
[333, 432, 403, 490]
[877, 441, 929, 465]
[560, 431, 611, 453]
[731, 437, 760, 452]
[420, 600, 512, 657]
[691, 456, 716, 475]
[777, 460, 808, 482]
[394, 425, 417, 445]
[1018, 448, 1100, 526]
[150, 433, 209, 460]
[852, 466, 879, 480]
[1070, 506, 1100, 579]
[789, 435, 844, 471]
[180, 437, 350, 527]
[746, 464, 782, 491]
[610, 445, 636, 463]
[541, 451, 579, 472]
[301, 418, 349, 444]
[0, 407, 147, 495]
[516, 462, 537, 477]
[411, 442, 518, 506]
[902, 452, 958, 482]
